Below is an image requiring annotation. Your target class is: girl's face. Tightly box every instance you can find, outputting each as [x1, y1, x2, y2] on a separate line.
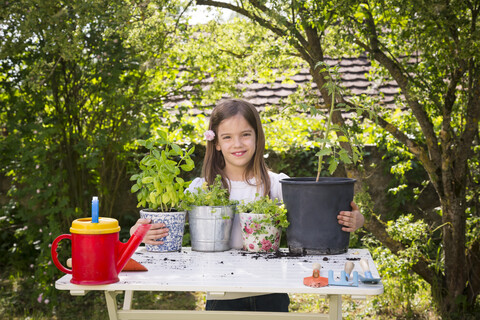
[215, 113, 256, 180]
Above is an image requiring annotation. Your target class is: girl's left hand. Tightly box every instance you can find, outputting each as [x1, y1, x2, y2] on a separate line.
[337, 201, 364, 232]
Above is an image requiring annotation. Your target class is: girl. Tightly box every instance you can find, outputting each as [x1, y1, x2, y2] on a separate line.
[130, 98, 364, 312]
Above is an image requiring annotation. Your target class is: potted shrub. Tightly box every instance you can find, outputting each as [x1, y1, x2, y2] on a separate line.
[184, 175, 239, 252]
[130, 129, 195, 252]
[237, 196, 289, 253]
[280, 63, 362, 255]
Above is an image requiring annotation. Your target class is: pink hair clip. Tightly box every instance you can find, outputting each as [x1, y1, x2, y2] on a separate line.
[204, 130, 215, 141]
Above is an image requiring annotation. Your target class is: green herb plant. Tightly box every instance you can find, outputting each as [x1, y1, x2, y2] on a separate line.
[237, 195, 290, 229]
[130, 129, 195, 211]
[184, 175, 239, 207]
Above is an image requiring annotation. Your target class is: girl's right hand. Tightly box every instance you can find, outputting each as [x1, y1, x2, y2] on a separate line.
[130, 218, 169, 245]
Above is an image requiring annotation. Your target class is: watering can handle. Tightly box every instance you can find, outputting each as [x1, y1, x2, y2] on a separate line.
[51, 234, 73, 274]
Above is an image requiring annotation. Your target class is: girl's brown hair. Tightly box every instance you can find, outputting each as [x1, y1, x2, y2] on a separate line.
[202, 99, 270, 197]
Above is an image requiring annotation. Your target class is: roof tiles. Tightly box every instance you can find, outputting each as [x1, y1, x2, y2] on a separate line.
[166, 56, 402, 109]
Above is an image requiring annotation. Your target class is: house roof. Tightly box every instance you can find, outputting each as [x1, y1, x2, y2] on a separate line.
[166, 55, 401, 111]
[240, 56, 400, 109]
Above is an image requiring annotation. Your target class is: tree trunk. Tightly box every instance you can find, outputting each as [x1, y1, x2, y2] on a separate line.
[437, 178, 467, 314]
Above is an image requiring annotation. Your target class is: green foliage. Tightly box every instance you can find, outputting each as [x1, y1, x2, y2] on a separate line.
[298, 62, 363, 179]
[174, 17, 302, 106]
[237, 195, 289, 229]
[0, 1, 198, 314]
[367, 239, 431, 317]
[0, 0, 156, 312]
[130, 129, 195, 211]
[184, 175, 239, 207]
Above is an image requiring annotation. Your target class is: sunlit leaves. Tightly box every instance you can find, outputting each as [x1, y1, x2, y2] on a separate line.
[184, 174, 238, 207]
[237, 195, 289, 229]
[130, 129, 194, 211]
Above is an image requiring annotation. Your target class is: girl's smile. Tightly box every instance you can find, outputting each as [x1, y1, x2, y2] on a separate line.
[215, 114, 256, 180]
[232, 151, 247, 157]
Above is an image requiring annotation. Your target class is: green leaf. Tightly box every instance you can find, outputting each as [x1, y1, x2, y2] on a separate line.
[328, 159, 339, 175]
[146, 140, 153, 150]
[144, 158, 156, 167]
[183, 164, 194, 172]
[157, 130, 168, 143]
[131, 184, 140, 193]
[162, 192, 170, 204]
[165, 161, 176, 173]
[149, 192, 157, 205]
[181, 163, 194, 171]
[339, 149, 352, 164]
[171, 143, 183, 156]
[186, 146, 195, 155]
[154, 177, 161, 192]
[142, 177, 154, 184]
[315, 148, 332, 157]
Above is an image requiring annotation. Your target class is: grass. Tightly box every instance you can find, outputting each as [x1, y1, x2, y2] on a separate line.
[2, 290, 442, 320]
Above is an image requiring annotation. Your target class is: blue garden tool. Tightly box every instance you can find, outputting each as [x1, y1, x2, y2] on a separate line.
[328, 261, 359, 287]
[358, 258, 381, 284]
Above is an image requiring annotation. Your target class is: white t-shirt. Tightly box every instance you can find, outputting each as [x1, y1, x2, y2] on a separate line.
[186, 171, 289, 300]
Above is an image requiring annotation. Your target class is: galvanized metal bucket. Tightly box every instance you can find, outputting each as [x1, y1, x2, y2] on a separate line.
[188, 205, 235, 252]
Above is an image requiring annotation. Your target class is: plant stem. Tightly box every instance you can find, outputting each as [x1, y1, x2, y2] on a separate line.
[316, 85, 336, 182]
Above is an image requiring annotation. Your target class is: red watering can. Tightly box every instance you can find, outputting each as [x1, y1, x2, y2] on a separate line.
[51, 217, 151, 285]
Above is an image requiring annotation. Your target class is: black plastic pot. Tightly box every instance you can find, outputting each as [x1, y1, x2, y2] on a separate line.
[280, 177, 356, 255]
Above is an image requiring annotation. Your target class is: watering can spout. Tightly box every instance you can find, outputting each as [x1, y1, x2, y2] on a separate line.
[116, 224, 151, 274]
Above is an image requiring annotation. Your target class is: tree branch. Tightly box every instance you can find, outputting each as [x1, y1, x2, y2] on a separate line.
[455, 60, 480, 181]
[343, 100, 441, 191]
[196, 0, 313, 62]
[357, 9, 442, 187]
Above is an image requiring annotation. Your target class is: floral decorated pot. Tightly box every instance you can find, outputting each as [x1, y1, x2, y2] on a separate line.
[239, 212, 282, 252]
[140, 209, 186, 252]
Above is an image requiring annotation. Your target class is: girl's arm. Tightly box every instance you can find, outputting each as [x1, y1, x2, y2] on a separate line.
[130, 218, 169, 245]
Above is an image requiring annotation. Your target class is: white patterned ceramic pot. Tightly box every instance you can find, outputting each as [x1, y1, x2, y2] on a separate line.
[239, 212, 282, 253]
[140, 209, 186, 252]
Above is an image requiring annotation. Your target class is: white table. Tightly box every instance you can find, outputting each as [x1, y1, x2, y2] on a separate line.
[55, 247, 383, 320]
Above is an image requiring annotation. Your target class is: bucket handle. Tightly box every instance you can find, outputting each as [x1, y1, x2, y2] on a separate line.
[51, 234, 72, 274]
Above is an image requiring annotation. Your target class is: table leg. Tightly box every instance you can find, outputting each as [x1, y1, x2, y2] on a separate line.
[105, 291, 121, 320]
[123, 290, 133, 310]
[327, 294, 342, 320]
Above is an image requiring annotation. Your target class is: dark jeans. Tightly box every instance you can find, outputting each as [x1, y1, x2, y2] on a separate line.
[206, 293, 290, 312]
